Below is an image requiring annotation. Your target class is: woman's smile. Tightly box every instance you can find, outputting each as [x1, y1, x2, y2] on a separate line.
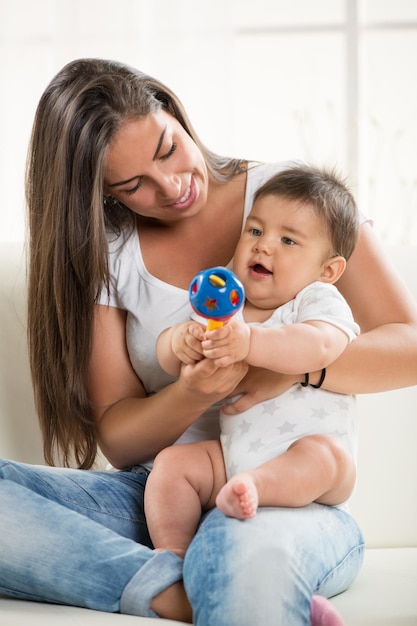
[166, 178, 196, 211]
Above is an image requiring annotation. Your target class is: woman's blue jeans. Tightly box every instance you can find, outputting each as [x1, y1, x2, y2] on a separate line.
[0, 458, 364, 624]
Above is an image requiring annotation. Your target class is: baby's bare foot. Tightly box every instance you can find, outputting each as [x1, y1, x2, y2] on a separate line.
[215, 474, 259, 519]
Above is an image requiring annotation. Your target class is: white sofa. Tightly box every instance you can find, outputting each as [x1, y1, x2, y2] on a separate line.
[1, 241, 416, 625]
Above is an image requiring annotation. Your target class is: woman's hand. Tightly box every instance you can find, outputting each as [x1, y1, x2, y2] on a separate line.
[91, 306, 247, 468]
[221, 367, 300, 415]
[180, 357, 249, 404]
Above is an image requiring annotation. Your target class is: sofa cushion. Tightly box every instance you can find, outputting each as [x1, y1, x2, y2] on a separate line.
[332, 547, 417, 625]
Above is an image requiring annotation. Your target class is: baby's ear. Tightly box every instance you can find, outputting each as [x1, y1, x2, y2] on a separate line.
[320, 256, 346, 285]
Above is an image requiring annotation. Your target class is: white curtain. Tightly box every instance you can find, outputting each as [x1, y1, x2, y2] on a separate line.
[1, 0, 416, 244]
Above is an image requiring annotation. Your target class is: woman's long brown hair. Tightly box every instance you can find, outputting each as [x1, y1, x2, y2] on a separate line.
[26, 58, 245, 468]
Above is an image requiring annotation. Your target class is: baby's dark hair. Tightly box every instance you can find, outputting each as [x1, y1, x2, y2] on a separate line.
[253, 164, 359, 260]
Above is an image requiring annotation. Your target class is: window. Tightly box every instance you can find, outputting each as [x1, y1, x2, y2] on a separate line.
[1, 0, 416, 244]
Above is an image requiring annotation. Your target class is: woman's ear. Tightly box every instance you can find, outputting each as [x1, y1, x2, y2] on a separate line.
[320, 256, 347, 285]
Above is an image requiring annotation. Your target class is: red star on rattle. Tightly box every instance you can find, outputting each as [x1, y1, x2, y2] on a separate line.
[203, 296, 219, 313]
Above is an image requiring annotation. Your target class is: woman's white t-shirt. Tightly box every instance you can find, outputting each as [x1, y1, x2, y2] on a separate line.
[98, 162, 366, 466]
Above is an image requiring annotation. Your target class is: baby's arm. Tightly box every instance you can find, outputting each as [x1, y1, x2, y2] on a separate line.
[202, 318, 349, 373]
[247, 320, 349, 373]
[157, 321, 206, 376]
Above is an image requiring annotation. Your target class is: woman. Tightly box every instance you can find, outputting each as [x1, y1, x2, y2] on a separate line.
[1, 58, 416, 625]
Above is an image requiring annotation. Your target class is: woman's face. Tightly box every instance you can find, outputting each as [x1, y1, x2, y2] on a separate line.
[104, 109, 209, 223]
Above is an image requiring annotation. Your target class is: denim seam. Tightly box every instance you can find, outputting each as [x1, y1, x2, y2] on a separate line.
[0, 462, 145, 525]
[52, 476, 146, 524]
[315, 541, 365, 592]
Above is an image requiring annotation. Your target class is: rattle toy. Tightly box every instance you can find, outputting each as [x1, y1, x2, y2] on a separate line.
[189, 266, 245, 330]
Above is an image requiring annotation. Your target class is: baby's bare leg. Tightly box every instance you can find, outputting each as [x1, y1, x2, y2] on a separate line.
[310, 434, 356, 506]
[145, 440, 227, 556]
[216, 434, 356, 518]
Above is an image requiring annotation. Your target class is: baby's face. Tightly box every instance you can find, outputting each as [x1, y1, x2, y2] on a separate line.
[233, 195, 333, 310]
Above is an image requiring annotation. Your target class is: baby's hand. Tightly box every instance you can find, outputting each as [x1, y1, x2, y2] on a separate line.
[172, 321, 205, 364]
[202, 318, 250, 366]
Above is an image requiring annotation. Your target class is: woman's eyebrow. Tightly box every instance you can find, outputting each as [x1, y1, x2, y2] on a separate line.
[107, 126, 167, 188]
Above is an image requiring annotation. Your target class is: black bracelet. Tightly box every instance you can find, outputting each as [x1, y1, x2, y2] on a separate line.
[300, 368, 326, 389]
[310, 368, 326, 389]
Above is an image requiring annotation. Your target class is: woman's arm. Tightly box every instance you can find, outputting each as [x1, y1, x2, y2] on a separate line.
[88, 305, 247, 468]
[323, 222, 417, 394]
[224, 222, 417, 414]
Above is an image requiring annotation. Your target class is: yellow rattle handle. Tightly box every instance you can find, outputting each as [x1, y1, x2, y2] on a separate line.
[206, 319, 224, 331]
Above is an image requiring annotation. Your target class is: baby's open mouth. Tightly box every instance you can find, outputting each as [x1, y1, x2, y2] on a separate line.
[251, 263, 272, 275]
